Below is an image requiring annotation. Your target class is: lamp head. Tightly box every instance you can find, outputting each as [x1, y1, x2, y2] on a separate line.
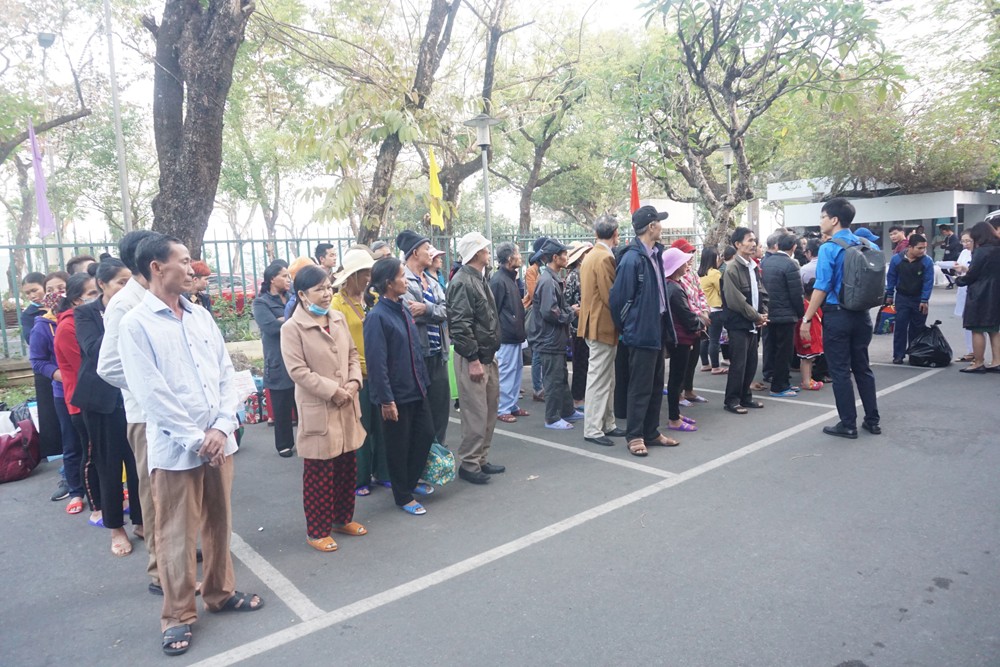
[37, 32, 56, 49]
[463, 113, 501, 149]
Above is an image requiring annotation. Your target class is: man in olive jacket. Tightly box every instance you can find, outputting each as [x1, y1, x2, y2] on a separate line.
[722, 227, 770, 413]
[760, 233, 804, 396]
[447, 232, 503, 484]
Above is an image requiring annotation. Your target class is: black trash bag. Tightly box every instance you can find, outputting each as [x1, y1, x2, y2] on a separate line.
[907, 320, 952, 368]
[8, 400, 34, 429]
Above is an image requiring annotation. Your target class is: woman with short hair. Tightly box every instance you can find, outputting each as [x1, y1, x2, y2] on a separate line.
[253, 260, 296, 456]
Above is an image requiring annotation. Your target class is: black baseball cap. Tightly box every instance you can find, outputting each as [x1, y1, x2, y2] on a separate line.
[632, 205, 669, 232]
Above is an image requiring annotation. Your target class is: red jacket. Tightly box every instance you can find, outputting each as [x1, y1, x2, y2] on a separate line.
[53, 309, 82, 415]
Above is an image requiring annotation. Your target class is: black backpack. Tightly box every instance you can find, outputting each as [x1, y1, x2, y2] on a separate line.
[830, 238, 886, 311]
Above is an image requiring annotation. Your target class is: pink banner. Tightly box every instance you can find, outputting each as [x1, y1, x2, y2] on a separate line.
[28, 120, 56, 238]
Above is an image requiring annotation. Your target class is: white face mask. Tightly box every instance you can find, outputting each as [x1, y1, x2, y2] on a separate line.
[82, 296, 99, 305]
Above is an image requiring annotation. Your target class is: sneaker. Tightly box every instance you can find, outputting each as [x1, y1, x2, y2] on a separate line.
[50, 479, 70, 501]
[545, 419, 574, 430]
[564, 411, 584, 422]
[769, 389, 799, 398]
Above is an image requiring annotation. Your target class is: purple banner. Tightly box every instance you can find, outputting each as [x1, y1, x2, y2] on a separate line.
[28, 120, 56, 238]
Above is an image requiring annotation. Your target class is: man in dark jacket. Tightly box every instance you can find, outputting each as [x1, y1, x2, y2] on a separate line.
[760, 233, 804, 397]
[936, 224, 962, 288]
[722, 227, 770, 413]
[527, 239, 583, 430]
[447, 232, 503, 484]
[609, 205, 678, 456]
[490, 242, 529, 423]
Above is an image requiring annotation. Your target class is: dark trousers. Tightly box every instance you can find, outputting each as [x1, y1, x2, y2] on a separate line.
[613, 343, 630, 420]
[682, 341, 700, 393]
[85, 406, 141, 530]
[356, 382, 390, 487]
[666, 343, 691, 421]
[626, 346, 665, 441]
[70, 413, 101, 511]
[53, 397, 84, 498]
[381, 398, 435, 507]
[539, 352, 575, 424]
[760, 326, 773, 382]
[424, 354, 451, 445]
[893, 294, 927, 360]
[302, 453, 356, 538]
[724, 329, 759, 407]
[33, 374, 61, 459]
[823, 308, 880, 428]
[268, 387, 296, 453]
[571, 336, 589, 401]
[766, 322, 796, 392]
[699, 311, 725, 368]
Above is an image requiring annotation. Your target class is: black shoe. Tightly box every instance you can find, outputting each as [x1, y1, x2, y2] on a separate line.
[604, 427, 627, 438]
[278, 448, 294, 458]
[823, 423, 858, 439]
[481, 462, 506, 475]
[892, 358, 904, 365]
[585, 436, 615, 447]
[149, 583, 164, 596]
[861, 420, 882, 435]
[458, 468, 491, 484]
[50, 479, 70, 501]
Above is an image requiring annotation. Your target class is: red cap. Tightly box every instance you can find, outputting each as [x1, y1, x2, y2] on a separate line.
[671, 238, 696, 254]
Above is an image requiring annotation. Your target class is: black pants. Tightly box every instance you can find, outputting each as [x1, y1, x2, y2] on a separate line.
[84, 406, 141, 530]
[424, 354, 451, 446]
[666, 343, 691, 421]
[53, 397, 84, 498]
[823, 308, 880, 429]
[539, 352, 575, 424]
[626, 346, 665, 441]
[268, 387, 296, 453]
[380, 398, 435, 507]
[766, 322, 796, 392]
[33, 374, 61, 459]
[892, 293, 926, 360]
[700, 311, 725, 368]
[613, 342, 630, 420]
[682, 341, 700, 393]
[571, 336, 589, 401]
[70, 413, 101, 511]
[724, 329, 759, 407]
[760, 326, 773, 382]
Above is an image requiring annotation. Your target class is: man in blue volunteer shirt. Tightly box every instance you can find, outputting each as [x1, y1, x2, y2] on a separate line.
[800, 198, 880, 439]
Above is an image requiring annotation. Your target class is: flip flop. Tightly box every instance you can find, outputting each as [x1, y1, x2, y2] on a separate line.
[412, 482, 435, 496]
[711, 368, 729, 375]
[683, 395, 709, 403]
[400, 502, 426, 515]
[88, 515, 104, 527]
[66, 498, 84, 515]
[680, 415, 697, 425]
[162, 624, 192, 656]
[667, 421, 697, 432]
[355, 485, 371, 496]
[215, 591, 265, 612]
[372, 479, 392, 488]
[331, 521, 368, 536]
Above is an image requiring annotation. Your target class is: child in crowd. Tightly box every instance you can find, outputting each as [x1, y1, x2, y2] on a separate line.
[794, 279, 824, 390]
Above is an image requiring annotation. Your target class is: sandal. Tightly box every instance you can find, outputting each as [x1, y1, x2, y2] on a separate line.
[355, 485, 371, 496]
[683, 395, 709, 403]
[400, 501, 426, 515]
[667, 421, 697, 432]
[724, 404, 748, 415]
[956, 353, 975, 362]
[645, 434, 681, 447]
[711, 368, 729, 375]
[372, 479, 392, 488]
[88, 513, 104, 527]
[134, 525, 144, 540]
[680, 415, 696, 425]
[804, 379, 824, 391]
[700, 365, 712, 372]
[511, 408, 531, 417]
[331, 521, 368, 536]
[959, 365, 988, 374]
[307, 536, 338, 552]
[111, 533, 133, 557]
[497, 413, 517, 423]
[215, 591, 265, 612]
[66, 497, 84, 515]
[162, 624, 192, 656]
[627, 439, 648, 457]
[740, 400, 765, 409]
[413, 482, 434, 496]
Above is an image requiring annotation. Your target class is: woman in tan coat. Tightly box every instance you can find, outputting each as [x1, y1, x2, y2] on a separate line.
[280, 265, 367, 552]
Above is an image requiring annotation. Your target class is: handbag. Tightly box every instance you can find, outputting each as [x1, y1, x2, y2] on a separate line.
[873, 305, 896, 335]
[0, 419, 40, 484]
[421, 441, 456, 486]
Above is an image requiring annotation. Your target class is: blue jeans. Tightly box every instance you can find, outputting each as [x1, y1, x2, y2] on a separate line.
[892, 294, 927, 360]
[531, 348, 543, 393]
[496, 343, 524, 416]
[699, 310, 725, 368]
[823, 307, 880, 429]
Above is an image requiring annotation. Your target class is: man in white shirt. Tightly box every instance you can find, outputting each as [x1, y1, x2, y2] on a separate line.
[119, 235, 263, 656]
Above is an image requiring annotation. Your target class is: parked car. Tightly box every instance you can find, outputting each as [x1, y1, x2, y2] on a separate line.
[207, 273, 257, 313]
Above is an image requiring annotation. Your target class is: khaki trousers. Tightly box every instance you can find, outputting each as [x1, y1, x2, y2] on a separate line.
[583, 339, 617, 438]
[127, 422, 158, 586]
[455, 357, 499, 473]
[151, 457, 236, 631]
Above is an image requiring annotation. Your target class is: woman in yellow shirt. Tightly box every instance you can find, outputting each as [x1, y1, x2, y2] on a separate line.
[330, 249, 390, 496]
[697, 247, 727, 374]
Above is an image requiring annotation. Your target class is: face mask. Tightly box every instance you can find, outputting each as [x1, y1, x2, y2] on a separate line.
[82, 296, 99, 305]
[306, 301, 329, 317]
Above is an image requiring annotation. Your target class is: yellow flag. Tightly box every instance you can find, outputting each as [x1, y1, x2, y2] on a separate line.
[428, 147, 445, 230]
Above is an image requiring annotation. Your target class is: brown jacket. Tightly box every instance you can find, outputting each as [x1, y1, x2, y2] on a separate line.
[577, 242, 618, 345]
[522, 264, 540, 308]
[280, 306, 365, 460]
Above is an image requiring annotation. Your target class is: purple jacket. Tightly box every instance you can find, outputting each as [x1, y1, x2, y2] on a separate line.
[29, 313, 64, 398]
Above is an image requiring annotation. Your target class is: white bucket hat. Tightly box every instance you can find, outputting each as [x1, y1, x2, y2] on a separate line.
[333, 248, 376, 288]
[457, 232, 491, 264]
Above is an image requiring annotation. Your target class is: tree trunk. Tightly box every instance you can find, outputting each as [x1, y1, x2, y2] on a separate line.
[145, 0, 253, 259]
[12, 156, 33, 278]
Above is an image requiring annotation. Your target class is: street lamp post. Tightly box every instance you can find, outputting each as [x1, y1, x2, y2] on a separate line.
[720, 144, 734, 196]
[463, 113, 501, 248]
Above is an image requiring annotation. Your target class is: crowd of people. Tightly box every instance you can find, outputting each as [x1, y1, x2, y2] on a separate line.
[19, 198, 1000, 657]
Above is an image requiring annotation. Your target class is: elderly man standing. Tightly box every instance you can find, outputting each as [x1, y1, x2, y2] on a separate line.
[579, 215, 624, 447]
[119, 235, 263, 656]
[609, 205, 680, 457]
[396, 230, 451, 445]
[760, 233, 804, 398]
[447, 232, 503, 485]
[490, 242, 530, 424]
[723, 227, 770, 414]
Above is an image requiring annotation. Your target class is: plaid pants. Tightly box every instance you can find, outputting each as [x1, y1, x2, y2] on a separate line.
[303, 453, 357, 539]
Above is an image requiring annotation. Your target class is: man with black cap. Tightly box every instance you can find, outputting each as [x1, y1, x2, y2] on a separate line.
[527, 238, 584, 430]
[396, 230, 451, 445]
[609, 205, 680, 456]
[523, 236, 549, 401]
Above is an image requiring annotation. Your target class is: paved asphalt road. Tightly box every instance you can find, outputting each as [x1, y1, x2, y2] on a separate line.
[2, 289, 998, 667]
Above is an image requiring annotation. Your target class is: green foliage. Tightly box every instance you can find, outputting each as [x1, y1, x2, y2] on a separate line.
[212, 298, 258, 342]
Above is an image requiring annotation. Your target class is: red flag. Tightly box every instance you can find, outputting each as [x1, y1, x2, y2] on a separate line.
[630, 163, 640, 213]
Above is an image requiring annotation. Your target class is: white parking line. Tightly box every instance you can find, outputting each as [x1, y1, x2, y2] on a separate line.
[449, 416, 677, 479]
[692, 387, 834, 410]
[194, 367, 945, 667]
[229, 532, 324, 622]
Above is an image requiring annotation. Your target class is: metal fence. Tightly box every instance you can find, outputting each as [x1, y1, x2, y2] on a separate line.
[1, 227, 698, 358]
